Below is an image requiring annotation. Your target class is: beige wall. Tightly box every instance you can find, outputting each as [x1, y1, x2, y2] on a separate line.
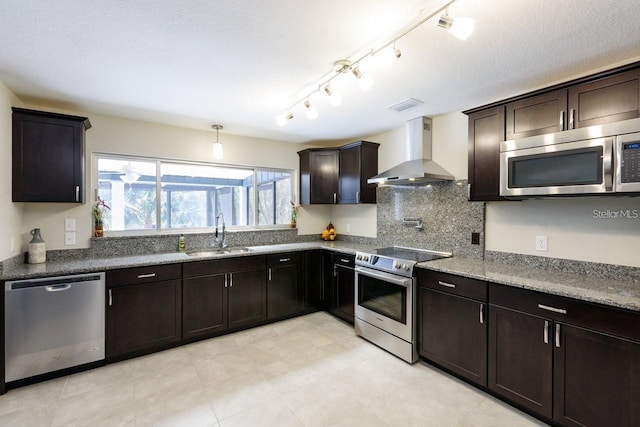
[0, 81, 24, 261]
[19, 109, 324, 250]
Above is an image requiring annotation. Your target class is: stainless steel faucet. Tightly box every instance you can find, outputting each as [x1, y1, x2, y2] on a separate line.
[214, 212, 228, 248]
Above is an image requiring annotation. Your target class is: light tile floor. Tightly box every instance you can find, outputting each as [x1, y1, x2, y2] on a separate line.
[0, 312, 549, 426]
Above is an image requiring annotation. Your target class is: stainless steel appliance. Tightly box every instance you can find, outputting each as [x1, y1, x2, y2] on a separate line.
[500, 118, 640, 197]
[354, 247, 451, 363]
[5, 272, 105, 382]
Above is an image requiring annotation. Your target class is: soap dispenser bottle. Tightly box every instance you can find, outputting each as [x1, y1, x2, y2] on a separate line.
[178, 234, 186, 252]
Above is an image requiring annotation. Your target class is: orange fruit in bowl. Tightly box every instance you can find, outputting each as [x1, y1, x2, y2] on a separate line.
[321, 230, 330, 240]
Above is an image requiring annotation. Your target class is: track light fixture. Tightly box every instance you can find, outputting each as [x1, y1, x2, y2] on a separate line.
[438, 9, 475, 40]
[211, 125, 223, 159]
[275, 0, 473, 125]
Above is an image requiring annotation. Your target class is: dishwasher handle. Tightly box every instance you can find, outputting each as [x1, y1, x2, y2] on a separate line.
[45, 284, 72, 292]
[8, 274, 103, 290]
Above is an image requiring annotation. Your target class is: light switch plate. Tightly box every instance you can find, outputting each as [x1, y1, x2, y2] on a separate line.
[64, 232, 76, 246]
[65, 218, 76, 232]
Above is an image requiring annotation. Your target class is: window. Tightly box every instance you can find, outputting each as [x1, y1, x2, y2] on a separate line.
[97, 155, 294, 232]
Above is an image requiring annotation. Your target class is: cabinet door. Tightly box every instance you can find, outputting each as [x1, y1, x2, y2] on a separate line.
[183, 274, 227, 339]
[228, 269, 267, 328]
[107, 279, 182, 359]
[304, 251, 328, 309]
[310, 150, 339, 204]
[268, 263, 302, 319]
[334, 264, 355, 323]
[505, 89, 568, 140]
[419, 287, 487, 386]
[568, 69, 640, 129]
[488, 305, 553, 418]
[338, 145, 361, 204]
[467, 107, 505, 201]
[12, 109, 87, 203]
[553, 323, 640, 427]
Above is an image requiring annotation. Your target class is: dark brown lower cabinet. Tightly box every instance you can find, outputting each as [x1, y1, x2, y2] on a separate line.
[553, 323, 640, 427]
[488, 305, 553, 418]
[420, 287, 487, 387]
[183, 273, 227, 339]
[304, 250, 332, 309]
[267, 253, 303, 319]
[333, 263, 355, 323]
[107, 279, 182, 359]
[227, 269, 267, 328]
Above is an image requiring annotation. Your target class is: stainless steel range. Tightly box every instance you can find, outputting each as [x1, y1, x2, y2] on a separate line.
[354, 246, 451, 363]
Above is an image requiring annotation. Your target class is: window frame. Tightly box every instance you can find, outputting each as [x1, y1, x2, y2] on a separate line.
[94, 153, 296, 234]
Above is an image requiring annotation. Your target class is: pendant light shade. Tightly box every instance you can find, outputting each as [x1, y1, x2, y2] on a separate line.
[211, 125, 223, 159]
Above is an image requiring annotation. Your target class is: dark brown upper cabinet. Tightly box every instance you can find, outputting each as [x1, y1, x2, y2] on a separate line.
[12, 108, 91, 203]
[338, 141, 379, 204]
[505, 68, 640, 140]
[298, 141, 379, 205]
[467, 107, 505, 201]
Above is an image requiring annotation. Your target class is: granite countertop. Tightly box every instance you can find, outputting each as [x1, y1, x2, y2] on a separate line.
[0, 241, 374, 281]
[3, 241, 638, 313]
[418, 257, 640, 312]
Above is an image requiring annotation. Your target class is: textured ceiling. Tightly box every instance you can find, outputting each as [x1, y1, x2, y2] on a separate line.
[1, 0, 640, 143]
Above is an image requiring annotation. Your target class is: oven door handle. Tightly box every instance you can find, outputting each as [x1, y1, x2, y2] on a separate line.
[355, 267, 412, 287]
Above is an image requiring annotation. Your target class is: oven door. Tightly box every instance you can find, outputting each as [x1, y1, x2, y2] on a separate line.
[500, 137, 614, 197]
[354, 266, 414, 342]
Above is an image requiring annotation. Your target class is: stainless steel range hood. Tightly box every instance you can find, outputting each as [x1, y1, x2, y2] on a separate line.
[368, 116, 455, 185]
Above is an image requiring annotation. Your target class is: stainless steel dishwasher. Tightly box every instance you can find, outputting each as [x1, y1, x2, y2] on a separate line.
[5, 272, 105, 382]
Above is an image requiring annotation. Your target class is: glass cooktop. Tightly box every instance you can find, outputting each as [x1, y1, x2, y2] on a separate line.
[374, 246, 451, 263]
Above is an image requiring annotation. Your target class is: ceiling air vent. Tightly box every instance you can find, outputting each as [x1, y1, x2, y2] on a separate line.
[386, 98, 424, 112]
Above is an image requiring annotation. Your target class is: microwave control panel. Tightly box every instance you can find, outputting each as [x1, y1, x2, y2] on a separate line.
[621, 141, 640, 183]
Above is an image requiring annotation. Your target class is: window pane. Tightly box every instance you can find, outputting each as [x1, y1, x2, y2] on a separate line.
[160, 163, 253, 228]
[97, 158, 157, 231]
[257, 170, 292, 225]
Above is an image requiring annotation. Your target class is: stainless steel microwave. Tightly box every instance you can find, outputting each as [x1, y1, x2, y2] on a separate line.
[500, 118, 640, 197]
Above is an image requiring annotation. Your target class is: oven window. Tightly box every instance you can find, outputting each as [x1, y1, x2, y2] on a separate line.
[509, 147, 603, 188]
[358, 275, 407, 324]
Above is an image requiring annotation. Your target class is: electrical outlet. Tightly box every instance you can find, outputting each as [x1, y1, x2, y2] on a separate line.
[65, 218, 76, 232]
[535, 235, 548, 252]
[471, 232, 480, 245]
[64, 232, 76, 246]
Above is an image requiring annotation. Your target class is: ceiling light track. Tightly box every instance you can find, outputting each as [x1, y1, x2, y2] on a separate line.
[276, 0, 474, 126]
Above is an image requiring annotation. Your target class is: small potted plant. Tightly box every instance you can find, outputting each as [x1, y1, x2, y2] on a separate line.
[93, 196, 110, 237]
[290, 201, 299, 228]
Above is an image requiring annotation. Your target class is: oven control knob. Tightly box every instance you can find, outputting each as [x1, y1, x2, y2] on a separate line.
[394, 262, 401, 269]
[364, 256, 369, 262]
[404, 264, 410, 271]
[356, 255, 362, 260]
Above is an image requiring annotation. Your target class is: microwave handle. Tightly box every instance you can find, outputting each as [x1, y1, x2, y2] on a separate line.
[604, 138, 613, 191]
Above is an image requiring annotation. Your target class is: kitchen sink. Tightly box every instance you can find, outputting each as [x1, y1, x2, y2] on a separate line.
[186, 247, 251, 257]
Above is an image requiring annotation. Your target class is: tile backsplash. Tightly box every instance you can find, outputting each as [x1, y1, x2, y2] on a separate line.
[376, 179, 485, 259]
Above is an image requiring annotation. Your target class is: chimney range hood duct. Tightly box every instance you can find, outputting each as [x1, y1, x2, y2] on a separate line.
[368, 116, 455, 185]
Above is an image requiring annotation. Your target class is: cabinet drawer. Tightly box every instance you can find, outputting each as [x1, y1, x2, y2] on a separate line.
[107, 264, 182, 287]
[417, 270, 487, 302]
[267, 252, 300, 268]
[489, 283, 640, 342]
[184, 255, 266, 278]
[334, 254, 355, 268]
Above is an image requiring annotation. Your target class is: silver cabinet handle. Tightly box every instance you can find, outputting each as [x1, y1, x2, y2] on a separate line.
[137, 273, 156, 279]
[224, 274, 228, 288]
[333, 264, 338, 277]
[559, 111, 565, 130]
[108, 289, 113, 306]
[356, 191, 360, 203]
[544, 320, 549, 344]
[438, 281, 456, 288]
[333, 193, 337, 204]
[569, 109, 575, 129]
[279, 258, 291, 263]
[229, 273, 233, 287]
[479, 304, 485, 324]
[75, 186, 80, 202]
[538, 304, 567, 314]
[467, 184, 471, 200]
[268, 268, 272, 281]
[555, 324, 561, 348]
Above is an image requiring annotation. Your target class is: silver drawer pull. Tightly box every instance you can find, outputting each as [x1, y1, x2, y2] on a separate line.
[544, 320, 549, 344]
[438, 281, 456, 288]
[537, 304, 567, 314]
[279, 258, 291, 263]
[137, 273, 156, 279]
[340, 258, 350, 263]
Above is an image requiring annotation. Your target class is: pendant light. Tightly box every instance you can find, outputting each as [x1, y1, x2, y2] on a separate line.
[211, 125, 223, 159]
